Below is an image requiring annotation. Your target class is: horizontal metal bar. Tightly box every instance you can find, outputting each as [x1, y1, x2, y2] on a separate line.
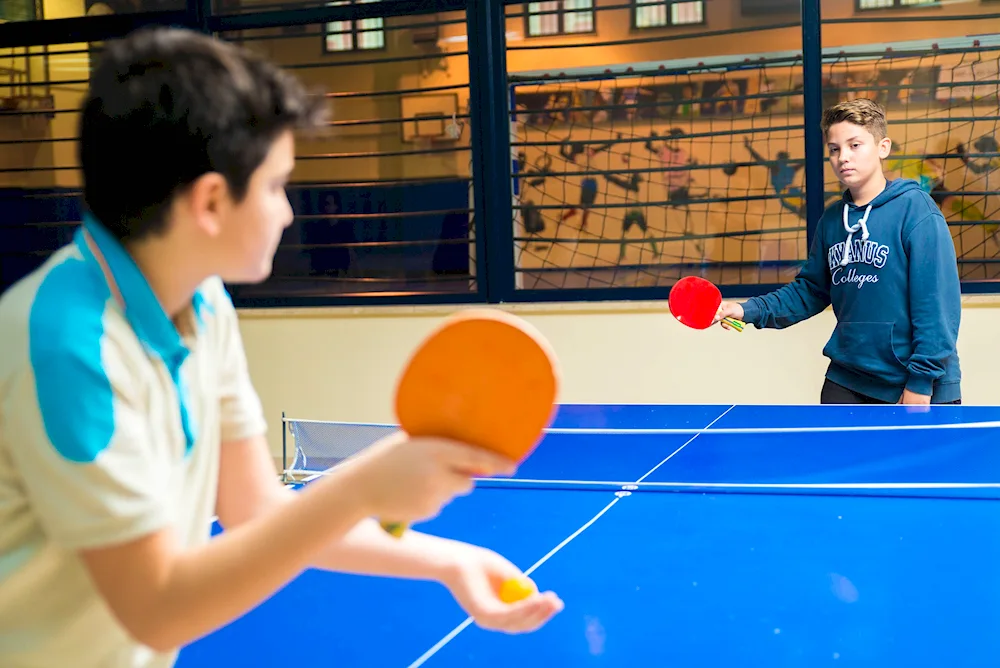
[508, 21, 802, 53]
[211, 0, 464, 32]
[0, 10, 192, 48]
[516, 225, 807, 245]
[296, 145, 469, 160]
[220, 10, 467, 40]
[823, 11, 1000, 24]
[327, 83, 468, 101]
[229, 290, 481, 309]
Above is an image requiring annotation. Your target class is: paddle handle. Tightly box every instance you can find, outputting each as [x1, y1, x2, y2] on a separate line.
[721, 316, 745, 332]
[380, 520, 406, 537]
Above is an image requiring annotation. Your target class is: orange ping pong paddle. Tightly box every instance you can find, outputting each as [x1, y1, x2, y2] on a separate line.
[668, 275, 744, 332]
[380, 308, 561, 538]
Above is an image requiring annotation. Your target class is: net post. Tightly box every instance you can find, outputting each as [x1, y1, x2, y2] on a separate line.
[281, 411, 287, 483]
[801, 0, 824, 249]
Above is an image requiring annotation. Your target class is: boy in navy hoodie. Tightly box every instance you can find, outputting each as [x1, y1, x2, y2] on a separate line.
[716, 98, 962, 405]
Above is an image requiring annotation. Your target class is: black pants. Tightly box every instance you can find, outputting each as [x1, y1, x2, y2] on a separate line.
[820, 379, 961, 405]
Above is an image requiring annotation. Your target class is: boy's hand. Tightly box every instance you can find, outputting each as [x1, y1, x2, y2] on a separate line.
[714, 301, 744, 329]
[351, 433, 517, 527]
[899, 389, 931, 405]
[440, 543, 564, 633]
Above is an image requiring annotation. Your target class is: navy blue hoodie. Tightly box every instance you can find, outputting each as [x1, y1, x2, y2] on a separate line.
[741, 178, 962, 403]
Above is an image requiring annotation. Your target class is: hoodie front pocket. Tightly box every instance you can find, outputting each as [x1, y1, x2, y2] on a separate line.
[823, 321, 908, 383]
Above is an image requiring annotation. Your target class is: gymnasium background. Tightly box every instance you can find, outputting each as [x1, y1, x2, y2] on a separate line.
[1, 0, 998, 462]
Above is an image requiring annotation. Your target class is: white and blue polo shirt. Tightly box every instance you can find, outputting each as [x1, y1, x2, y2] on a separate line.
[0, 214, 267, 667]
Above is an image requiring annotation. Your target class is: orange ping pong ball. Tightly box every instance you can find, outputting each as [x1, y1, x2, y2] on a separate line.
[499, 576, 536, 603]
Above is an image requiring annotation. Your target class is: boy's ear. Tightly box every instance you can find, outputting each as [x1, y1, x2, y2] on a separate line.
[185, 172, 230, 237]
[878, 136, 892, 159]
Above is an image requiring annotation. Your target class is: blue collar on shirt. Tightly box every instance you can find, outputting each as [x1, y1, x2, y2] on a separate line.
[74, 213, 204, 453]
[75, 213, 206, 362]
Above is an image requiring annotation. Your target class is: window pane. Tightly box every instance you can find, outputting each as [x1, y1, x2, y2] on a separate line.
[357, 18, 384, 50]
[0, 0, 37, 21]
[326, 20, 354, 51]
[563, 0, 594, 33]
[671, 1, 703, 24]
[356, 0, 384, 51]
[859, 0, 895, 8]
[326, 1, 353, 52]
[528, 2, 561, 36]
[636, 0, 668, 28]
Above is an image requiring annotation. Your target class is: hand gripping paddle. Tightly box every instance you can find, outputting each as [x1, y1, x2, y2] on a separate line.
[381, 308, 560, 533]
[379, 309, 560, 603]
[668, 276, 745, 332]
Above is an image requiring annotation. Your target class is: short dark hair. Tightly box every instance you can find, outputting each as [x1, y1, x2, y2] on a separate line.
[79, 27, 327, 242]
[820, 98, 888, 142]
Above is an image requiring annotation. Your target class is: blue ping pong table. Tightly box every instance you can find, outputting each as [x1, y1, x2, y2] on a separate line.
[176, 403, 1000, 667]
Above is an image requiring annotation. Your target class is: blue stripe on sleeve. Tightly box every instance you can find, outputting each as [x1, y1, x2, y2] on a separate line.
[28, 257, 116, 464]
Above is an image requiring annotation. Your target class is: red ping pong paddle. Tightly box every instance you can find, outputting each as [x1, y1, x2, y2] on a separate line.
[380, 308, 561, 538]
[668, 276, 745, 332]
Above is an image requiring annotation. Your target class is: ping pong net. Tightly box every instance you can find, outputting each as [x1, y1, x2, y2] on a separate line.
[280, 410, 1000, 501]
[281, 414, 399, 482]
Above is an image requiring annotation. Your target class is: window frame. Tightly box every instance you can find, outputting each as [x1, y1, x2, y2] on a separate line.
[323, 0, 387, 54]
[855, 0, 939, 11]
[631, 0, 707, 30]
[523, 1, 597, 38]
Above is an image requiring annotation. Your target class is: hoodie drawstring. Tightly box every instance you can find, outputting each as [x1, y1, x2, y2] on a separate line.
[841, 203, 873, 266]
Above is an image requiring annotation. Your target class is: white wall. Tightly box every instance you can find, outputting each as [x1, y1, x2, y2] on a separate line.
[238, 296, 1000, 460]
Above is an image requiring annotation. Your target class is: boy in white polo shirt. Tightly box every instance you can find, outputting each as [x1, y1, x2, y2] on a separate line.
[0, 27, 561, 667]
